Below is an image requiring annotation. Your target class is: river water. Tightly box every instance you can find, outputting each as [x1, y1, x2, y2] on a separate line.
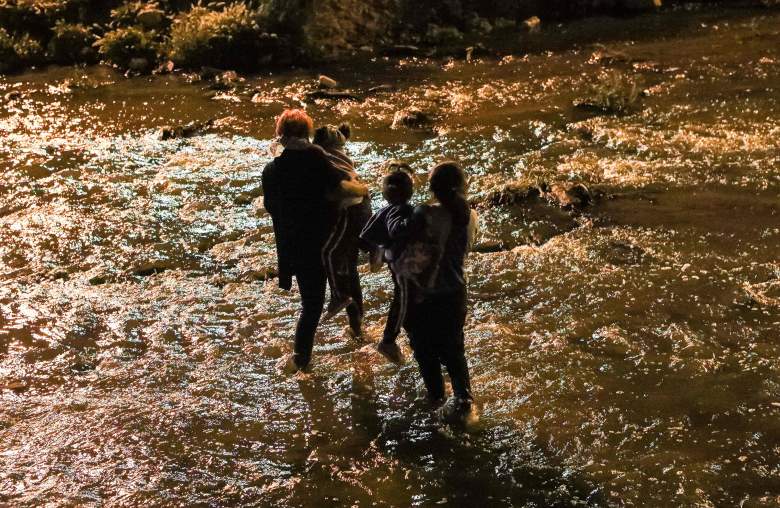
[1, 6, 779, 507]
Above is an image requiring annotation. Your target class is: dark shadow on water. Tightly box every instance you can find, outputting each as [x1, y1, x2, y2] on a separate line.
[286, 368, 609, 507]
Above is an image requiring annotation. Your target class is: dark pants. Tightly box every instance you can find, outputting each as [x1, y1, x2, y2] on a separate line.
[403, 287, 472, 402]
[322, 207, 367, 333]
[344, 251, 364, 333]
[293, 259, 327, 368]
[382, 268, 408, 344]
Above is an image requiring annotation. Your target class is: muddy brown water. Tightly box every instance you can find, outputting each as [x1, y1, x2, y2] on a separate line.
[1, 7, 779, 507]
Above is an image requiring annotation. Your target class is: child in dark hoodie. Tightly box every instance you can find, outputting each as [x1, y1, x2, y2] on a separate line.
[360, 162, 442, 364]
[314, 124, 372, 336]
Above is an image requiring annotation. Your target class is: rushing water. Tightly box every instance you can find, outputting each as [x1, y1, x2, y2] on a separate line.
[1, 6, 779, 507]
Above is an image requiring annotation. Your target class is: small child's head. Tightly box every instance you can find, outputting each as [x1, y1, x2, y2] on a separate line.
[382, 169, 414, 205]
[383, 160, 413, 177]
[313, 123, 351, 150]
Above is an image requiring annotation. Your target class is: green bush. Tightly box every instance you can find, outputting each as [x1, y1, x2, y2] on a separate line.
[110, 1, 148, 26]
[110, 1, 169, 29]
[0, 1, 68, 34]
[167, 3, 274, 70]
[0, 28, 17, 72]
[0, 28, 44, 73]
[94, 25, 159, 69]
[47, 21, 95, 64]
[13, 32, 44, 62]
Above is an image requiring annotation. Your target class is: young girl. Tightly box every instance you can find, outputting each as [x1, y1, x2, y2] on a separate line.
[400, 161, 479, 422]
[314, 124, 372, 337]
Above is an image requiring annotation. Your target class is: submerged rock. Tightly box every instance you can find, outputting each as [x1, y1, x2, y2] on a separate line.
[3, 90, 23, 102]
[2, 380, 27, 392]
[744, 279, 780, 308]
[478, 182, 541, 208]
[545, 183, 592, 210]
[381, 45, 421, 57]
[199, 66, 224, 80]
[367, 84, 396, 94]
[392, 108, 433, 129]
[158, 119, 215, 140]
[304, 90, 361, 102]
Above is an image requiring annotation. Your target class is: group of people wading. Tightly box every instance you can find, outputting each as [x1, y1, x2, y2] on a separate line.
[262, 109, 478, 421]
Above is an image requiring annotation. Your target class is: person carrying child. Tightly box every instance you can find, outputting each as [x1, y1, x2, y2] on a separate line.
[262, 110, 368, 372]
[313, 124, 372, 338]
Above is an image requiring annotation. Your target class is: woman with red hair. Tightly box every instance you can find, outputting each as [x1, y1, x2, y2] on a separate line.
[262, 109, 367, 372]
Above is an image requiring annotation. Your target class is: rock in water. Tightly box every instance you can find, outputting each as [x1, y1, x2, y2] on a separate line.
[3, 90, 22, 102]
[478, 183, 541, 208]
[318, 75, 338, 89]
[381, 45, 421, 57]
[304, 90, 361, 102]
[547, 183, 592, 210]
[367, 84, 395, 94]
[392, 108, 433, 129]
[199, 66, 224, 80]
[159, 119, 215, 140]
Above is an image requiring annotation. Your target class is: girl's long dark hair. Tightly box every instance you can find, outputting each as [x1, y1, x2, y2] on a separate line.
[429, 161, 470, 227]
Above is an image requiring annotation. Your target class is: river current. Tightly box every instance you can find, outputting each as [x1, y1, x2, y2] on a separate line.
[1, 7, 779, 507]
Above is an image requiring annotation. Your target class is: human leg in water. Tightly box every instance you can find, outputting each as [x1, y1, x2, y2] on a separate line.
[344, 242, 366, 339]
[405, 288, 473, 418]
[290, 259, 327, 371]
[321, 210, 352, 322]
[376, 270, 407, 365]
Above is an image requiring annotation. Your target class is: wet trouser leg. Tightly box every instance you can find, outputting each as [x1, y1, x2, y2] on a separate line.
[322, 210, 349, 303]
[345, 245, 364, 333]
[410, 337, 446, 401]
[293, 260, 327, 368]
[382, 269, 408, 345]
[404, 287, 472, 402]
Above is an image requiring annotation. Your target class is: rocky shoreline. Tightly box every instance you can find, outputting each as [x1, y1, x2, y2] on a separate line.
[1, 0, 777, 75]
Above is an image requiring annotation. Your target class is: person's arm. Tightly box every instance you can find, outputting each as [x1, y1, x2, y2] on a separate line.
[360, 208, 391, 247]
[336, 178, 369, 199]
[388, 205, 424, 240]
[315, 148, 368, 201]
[467, 209, 479, 253]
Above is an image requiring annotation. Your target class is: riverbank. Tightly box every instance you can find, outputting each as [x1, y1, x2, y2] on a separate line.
[1, 0, 778, 75]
